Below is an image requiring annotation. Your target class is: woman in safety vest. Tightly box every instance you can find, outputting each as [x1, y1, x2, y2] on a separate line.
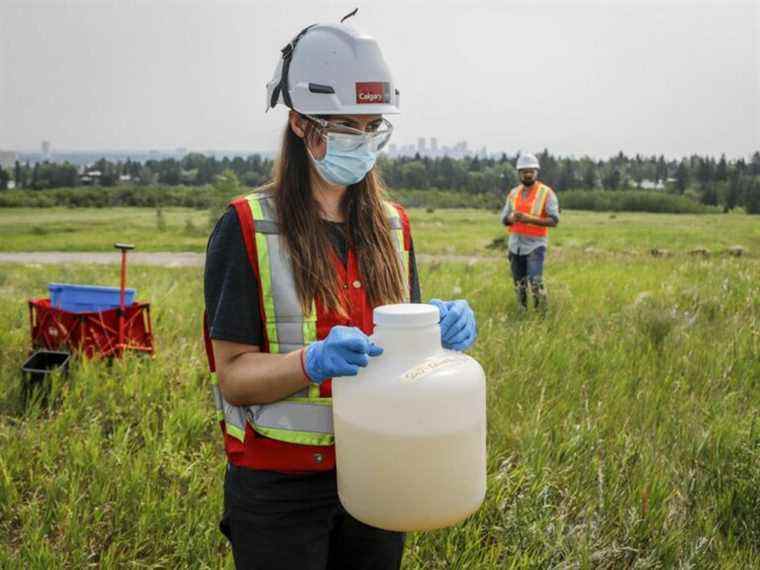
[203, 16, 478, 570]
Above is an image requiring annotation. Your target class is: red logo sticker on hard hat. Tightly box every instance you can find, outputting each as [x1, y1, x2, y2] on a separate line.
[356, 82, 391, 104]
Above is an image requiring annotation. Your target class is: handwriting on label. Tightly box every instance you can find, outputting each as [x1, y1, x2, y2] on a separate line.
[400, 355, 468, 383]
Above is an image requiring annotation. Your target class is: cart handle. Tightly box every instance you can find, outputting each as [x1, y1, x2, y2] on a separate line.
[114, 243, 136, 353]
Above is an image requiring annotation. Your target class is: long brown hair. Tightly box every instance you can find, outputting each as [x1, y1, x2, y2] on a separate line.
[267, 121, 405, 314]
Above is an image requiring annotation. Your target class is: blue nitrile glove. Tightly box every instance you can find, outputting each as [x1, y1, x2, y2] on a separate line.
[429, 299, 478, 351]
[304, 326, 384, 384]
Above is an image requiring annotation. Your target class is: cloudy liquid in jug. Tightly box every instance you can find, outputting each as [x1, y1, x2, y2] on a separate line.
[334, 413, 486, 532]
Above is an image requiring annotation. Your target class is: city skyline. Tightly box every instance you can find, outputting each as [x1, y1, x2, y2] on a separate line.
[4, 136, 759, 167]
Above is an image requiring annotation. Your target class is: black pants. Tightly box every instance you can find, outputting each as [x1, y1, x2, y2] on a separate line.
[220, 464, 405, 570]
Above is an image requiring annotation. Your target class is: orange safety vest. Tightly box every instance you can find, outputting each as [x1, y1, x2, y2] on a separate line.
[506, 182, 555, 238]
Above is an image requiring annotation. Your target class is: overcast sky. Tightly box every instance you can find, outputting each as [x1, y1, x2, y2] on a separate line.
[1, 0, 758, 159]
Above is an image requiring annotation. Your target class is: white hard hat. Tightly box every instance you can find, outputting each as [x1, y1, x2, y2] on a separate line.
[516, 153, 540, 171]
[266, 21, 400, 115]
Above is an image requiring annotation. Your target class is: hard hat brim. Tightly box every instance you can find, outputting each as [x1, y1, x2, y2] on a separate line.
[295, 103, 401, 116]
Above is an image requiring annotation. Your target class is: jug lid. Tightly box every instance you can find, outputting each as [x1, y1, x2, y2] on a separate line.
[374, 303, 440, 327]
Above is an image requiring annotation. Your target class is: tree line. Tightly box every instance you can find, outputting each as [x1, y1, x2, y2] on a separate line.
[378, 151, 760, 213]
[2, 154, 274, 191]
[1, 150, 759, 213]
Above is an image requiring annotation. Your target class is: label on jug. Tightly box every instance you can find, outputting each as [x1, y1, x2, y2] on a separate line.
[400, 354, 469, 383]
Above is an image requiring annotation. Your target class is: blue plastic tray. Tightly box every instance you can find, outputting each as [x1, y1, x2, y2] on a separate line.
[48, 283, 136, 313]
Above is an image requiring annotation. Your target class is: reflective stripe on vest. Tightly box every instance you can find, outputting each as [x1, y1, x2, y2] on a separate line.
[384, 201, 411, 303]
[247, 196, 319, 355]
[212, 192, 409, 446]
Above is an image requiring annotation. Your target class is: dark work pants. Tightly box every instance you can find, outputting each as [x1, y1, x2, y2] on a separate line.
[220, 464, 405, 570]
[508, 246, 547, 310]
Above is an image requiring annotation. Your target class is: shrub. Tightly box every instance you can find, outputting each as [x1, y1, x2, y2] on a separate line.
[388, 188, 502, 210]
[560, 190, 720, 214]
[184, 217, 197, 235]
[0, 186, 217, 209]
[156, 207, 167, 232]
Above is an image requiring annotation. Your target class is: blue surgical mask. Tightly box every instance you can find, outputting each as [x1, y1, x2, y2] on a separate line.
[308, 133, 379, 187]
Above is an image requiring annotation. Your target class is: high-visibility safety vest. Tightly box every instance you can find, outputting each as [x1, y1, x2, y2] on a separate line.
[506, 182, 556, 238]
[203, 190, 412, 472]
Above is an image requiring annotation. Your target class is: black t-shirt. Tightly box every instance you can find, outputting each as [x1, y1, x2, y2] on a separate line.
[204, 208, 422, 346]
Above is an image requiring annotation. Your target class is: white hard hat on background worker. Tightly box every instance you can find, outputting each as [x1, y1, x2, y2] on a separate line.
[265, 18, 401, 115]
[516, 153, 541, 171]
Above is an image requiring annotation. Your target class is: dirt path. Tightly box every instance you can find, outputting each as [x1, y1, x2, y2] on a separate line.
[0, 251, 205, 267]
[0, 251, 500, 267]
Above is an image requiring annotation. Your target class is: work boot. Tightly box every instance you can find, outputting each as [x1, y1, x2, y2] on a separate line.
[530, 278, 547, 315]
[514, 279, 528, 311]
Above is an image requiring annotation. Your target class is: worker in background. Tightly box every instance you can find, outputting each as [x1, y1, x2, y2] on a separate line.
[500, 153, 560, 312]
[202, 15, 477, 570]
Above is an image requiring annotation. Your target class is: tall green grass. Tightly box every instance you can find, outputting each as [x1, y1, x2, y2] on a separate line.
[1, 250, 758, 567]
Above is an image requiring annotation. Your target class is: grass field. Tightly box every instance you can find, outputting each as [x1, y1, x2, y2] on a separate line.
[1, 207, 758, 257]
[1, 211, 759, 567]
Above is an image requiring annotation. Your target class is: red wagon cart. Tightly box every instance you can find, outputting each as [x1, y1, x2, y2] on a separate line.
[26, 243, 154, 361]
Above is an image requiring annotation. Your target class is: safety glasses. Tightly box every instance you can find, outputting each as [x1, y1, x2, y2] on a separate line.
[302, 114, 394, 152]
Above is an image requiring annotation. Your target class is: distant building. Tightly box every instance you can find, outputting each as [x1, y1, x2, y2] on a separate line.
[400, 144, 416, 157]
[383, 138, 479, 159]
[453, 141, 469, 158]
[640, 179, 666, 190]
[0, 150, 16, 170]
[41, 141, 51, 160]
[80, 169, 102, 186]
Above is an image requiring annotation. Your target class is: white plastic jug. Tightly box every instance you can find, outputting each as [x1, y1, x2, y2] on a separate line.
[332, 303, 486, 532]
